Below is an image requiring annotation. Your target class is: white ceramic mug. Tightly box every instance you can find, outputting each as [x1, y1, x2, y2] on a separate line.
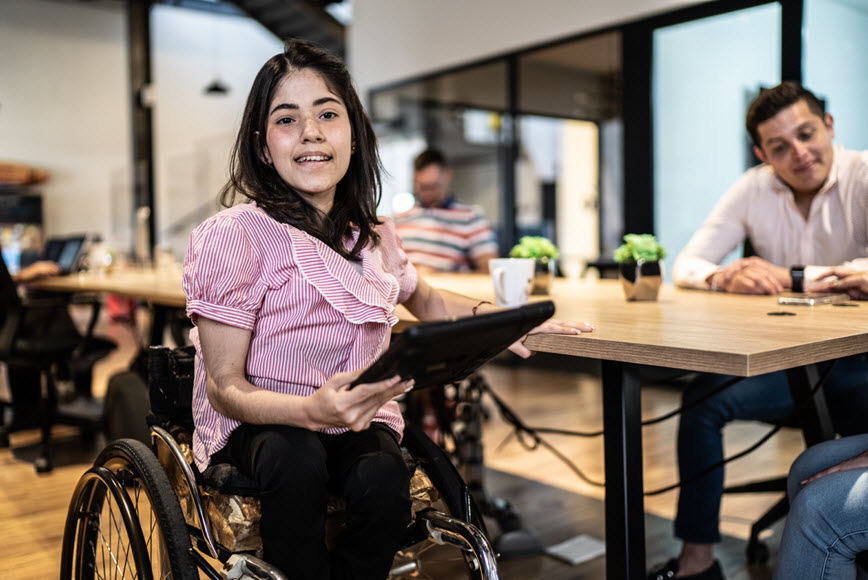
[489, 258, 535, 307]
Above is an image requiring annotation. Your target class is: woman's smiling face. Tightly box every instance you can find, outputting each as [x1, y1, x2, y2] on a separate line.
[262, 68, 353, 213]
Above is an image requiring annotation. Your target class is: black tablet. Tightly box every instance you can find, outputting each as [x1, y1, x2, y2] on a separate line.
[350, 300, 555, 390]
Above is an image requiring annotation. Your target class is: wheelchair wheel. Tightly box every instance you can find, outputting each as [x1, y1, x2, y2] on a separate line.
[60, 438, 197, 580]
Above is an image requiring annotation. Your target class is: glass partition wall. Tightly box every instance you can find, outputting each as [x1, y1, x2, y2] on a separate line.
[804, 0, 868, 152]
[517, 33, 621, 278]
[652, 3, 782, 276]
[370, 32, 623, 274]
[370, 61, 509, 251]
[369, 0, 865, 279]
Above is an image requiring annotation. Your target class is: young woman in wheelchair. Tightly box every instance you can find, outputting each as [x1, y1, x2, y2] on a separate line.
[183, 38, 593, 579]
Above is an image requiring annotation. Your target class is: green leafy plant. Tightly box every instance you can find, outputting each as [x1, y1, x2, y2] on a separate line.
[509, 236, 559, 260]
[613, 233, 667, 263]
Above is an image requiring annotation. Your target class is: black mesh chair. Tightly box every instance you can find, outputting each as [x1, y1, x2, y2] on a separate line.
[0, 258, 112, 472]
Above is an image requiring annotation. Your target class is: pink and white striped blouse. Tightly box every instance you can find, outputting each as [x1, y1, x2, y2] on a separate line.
[183, 203, 418, 471]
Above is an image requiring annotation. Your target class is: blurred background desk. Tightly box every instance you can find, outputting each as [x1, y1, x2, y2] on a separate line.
[33, 268, 186, 346]
[32, 268, 185, 308]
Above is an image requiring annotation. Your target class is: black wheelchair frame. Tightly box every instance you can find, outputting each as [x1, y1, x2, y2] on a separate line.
[59, 345, 500, 579]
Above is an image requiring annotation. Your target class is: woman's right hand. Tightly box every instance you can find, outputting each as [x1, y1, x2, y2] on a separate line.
[801, 448, 868, 486]
[305, 372, 413, 432]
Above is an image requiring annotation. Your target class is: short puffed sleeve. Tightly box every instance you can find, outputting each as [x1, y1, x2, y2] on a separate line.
[183, 214, 267, 330]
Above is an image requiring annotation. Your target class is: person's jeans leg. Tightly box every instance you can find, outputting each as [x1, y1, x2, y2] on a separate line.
[774, 435, 868, 580]
[326, 423, 411, 580]
[674, 371, 795, 544]
[222, 424, 331, 580]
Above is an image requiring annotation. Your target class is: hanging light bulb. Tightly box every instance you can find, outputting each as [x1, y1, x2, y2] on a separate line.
[203, 78, 230, 96]
[203, 15, 230, 97]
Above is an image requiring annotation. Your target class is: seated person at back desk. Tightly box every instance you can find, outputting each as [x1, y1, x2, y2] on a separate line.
[649, 82, 868, 580]
[774, 270, 868, 580]
[394, 148, 499, 440]
[395, 148, 498, 274]
[9, 259, 60, 283]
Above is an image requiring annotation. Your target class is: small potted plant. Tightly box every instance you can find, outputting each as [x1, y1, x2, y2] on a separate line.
[613, 233, 666, 301]
[509, 236, 559, 295]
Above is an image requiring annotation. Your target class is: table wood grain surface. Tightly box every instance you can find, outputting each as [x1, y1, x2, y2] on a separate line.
[420, 273, 868, 377]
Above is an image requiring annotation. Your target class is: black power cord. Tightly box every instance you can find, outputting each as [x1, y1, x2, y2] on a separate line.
[483, 361, 836, 495]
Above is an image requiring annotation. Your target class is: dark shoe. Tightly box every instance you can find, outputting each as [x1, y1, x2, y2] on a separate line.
[647, 558, 724, 580]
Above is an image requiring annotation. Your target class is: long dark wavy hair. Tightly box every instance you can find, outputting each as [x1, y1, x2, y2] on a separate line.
[220, 38, 382, 260]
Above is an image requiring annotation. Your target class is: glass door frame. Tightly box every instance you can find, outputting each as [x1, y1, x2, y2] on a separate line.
[368, 33, 621, 258]
[367, 0, 807, 258]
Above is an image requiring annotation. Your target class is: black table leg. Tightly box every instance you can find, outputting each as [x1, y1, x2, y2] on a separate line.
[602, 360, 646, 580]
[149, 304, 169, 346]
[786, 364, 835, 446]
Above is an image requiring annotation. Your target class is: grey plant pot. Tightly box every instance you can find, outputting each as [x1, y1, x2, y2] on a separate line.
[618, 259, 662, 301]
[531, 257, 557, 295]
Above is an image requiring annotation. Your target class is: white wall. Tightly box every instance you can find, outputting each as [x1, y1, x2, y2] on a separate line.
[151, 6, 281, 256]
[0, 0, 129, 240]
[348, 0, 710, 99]
[0, 0, 281, 257]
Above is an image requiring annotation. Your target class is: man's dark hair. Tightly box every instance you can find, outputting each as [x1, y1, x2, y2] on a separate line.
[413, 148, 449, 172]
[745, 81, 825, 147]
[220, 38, 382, 260]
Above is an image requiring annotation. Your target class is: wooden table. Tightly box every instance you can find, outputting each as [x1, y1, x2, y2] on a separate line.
[33, 268, 186, 308]
[34, 268, 186, 345]
[36, 270, 868, 579]
[424, 274, 868, 579]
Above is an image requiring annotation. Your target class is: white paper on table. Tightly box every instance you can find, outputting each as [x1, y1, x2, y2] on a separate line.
[545, 533, 606, 566]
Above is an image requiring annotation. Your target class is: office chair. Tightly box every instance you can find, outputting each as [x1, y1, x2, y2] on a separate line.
[0, 258, 111, 472]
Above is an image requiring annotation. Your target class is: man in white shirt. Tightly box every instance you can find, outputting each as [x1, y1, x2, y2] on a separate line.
[650, 83, 868, 580]
[672, 88, 868, 294]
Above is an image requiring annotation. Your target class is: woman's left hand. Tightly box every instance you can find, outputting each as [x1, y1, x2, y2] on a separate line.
[508, 318, 594, 358]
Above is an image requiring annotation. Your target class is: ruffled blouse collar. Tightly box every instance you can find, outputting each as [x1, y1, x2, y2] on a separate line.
[284, 223, 400, 326]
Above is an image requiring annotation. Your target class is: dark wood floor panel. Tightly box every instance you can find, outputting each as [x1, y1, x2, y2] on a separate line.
[484, 467, 779, 579]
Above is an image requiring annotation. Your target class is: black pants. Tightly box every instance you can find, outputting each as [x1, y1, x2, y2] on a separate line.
[214, 422, 411, 580]
[4, 365, 41, 428]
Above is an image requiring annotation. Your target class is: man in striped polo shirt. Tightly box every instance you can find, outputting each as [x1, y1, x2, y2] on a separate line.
[395, 148, 498, 273]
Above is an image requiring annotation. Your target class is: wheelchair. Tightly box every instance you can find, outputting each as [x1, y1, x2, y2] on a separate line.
[60, 345, 500, 579]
